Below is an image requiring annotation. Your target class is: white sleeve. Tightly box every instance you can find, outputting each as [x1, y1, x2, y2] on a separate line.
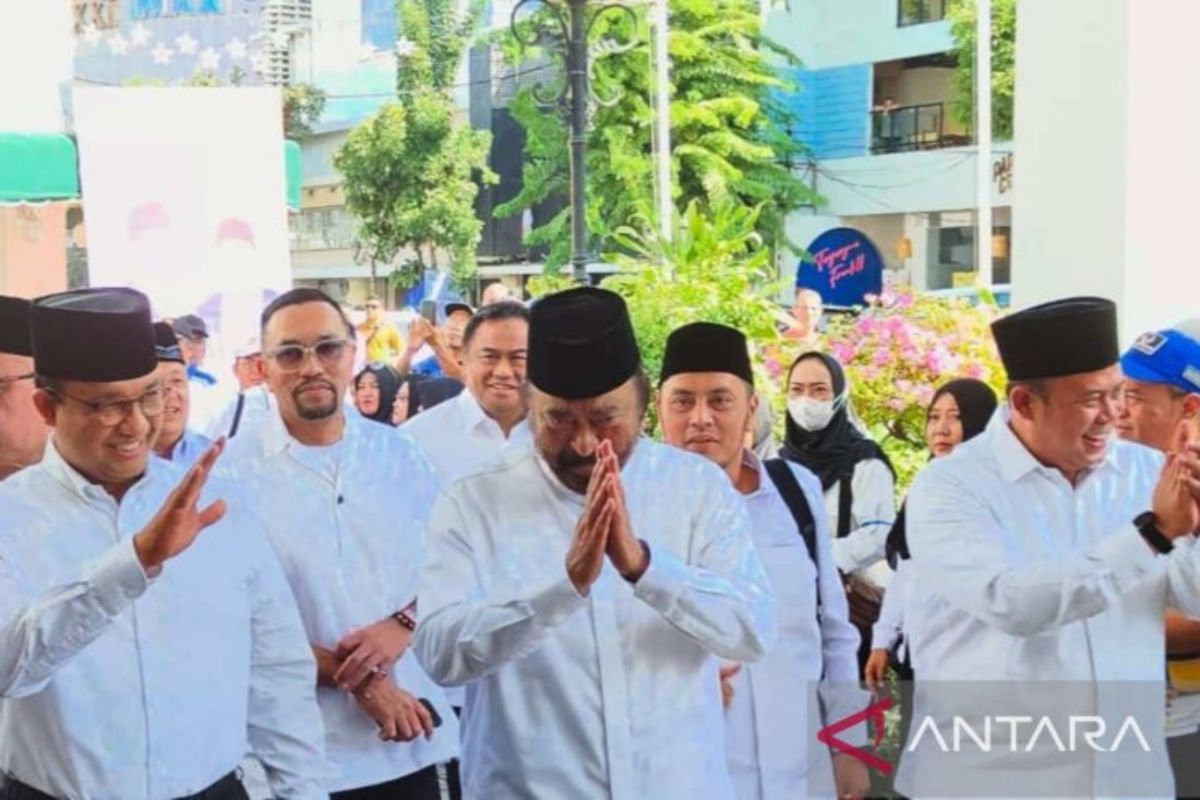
[630, 471, 777, 662]
[240, 515, 329, 800]
[907, 462, 1162, 638]
[831, 459, 896, 573]
[413, 493, 590, 687]
[871, 559, 910, 650]
[0, 537, 151, 698]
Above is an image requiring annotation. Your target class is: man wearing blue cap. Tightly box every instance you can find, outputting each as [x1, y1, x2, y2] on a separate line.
[1118, 320, 1200, 792]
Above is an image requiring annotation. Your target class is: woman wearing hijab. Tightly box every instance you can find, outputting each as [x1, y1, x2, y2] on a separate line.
[389, 375, 466, 426]
[865, 377, 998, 685]
[782, 351, 897, 670]
[352, 363, 402, 426]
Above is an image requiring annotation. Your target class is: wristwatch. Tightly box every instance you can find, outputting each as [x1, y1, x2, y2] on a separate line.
[1135, 511, 1174, 555]
[391, 610, 417, 632]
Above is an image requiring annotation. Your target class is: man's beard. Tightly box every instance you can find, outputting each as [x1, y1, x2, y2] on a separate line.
[293, 380, 339, 421]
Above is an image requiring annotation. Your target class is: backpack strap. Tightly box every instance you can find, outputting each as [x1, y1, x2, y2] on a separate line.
[764, 459, 822, 607]
[836, 471, 854, 539]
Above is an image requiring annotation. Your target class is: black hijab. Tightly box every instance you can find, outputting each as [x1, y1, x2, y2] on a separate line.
[780, 351, 893, 491]
[886, 377, 998, 566]
[354, 363, 402, 426]
[415, 377, 465, 412]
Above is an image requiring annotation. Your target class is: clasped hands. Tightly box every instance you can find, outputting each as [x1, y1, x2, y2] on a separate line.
[565, 440, 649, 594]
[1153, 419, 1200, 540]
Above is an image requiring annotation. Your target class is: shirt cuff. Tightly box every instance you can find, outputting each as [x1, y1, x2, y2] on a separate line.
[1099, 524, 1160, 585]
[632, 547, 690, 615]
[528, 576, 589, 628]
[83, 539, 154, 618]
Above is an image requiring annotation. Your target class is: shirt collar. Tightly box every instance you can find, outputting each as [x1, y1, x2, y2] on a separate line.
[990, 404, 1123, 484]
[258, 406, 353, 459]
[457, 388, 531, 440]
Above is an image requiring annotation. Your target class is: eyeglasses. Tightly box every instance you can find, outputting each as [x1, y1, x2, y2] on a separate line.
[0, 373, 33, 397]
[266, 338, 351, 372]
[49, 386, 165, 426]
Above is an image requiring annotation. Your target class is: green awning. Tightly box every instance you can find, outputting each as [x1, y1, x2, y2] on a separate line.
[285, 139, 302, 211]
[0, 133, 80, 203]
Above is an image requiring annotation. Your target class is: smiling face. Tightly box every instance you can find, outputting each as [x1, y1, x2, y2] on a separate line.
[530, 376, 645, 493]
[34, 372, 163, 493]
[659, 371, 756, 476]
[925, 391, 964, 458]
[1119, 378, 1197, 453]
[355, 371, 381, 417]
[263, 301, 356, 426]
[1010, 365, 1125, 481]
[463, 317, 528, 424]
[155, 361, 190, 457]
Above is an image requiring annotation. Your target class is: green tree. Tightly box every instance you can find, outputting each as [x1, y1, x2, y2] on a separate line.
[334, 0, 496, 288]
[283, 83, 327, 138]
[947, 0, 1016, 140]
[498, 0, 817, 270]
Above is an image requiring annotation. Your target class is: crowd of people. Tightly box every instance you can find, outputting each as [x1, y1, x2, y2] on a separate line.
[1, 281, 1200, 800]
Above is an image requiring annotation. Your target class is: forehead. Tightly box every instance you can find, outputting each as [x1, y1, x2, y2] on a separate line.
[1051, 364, 1124, 395]
[1125, 377, 1175, 397]
[158, 362, 187, 380]
[796, 289, 821, 304]
[790, 358, 833, 384]
[62, 372, 159, 400]
[930, 391, 960, 412]
[662, 371, 746, 395]
[358, 372, 380, 385]
[535, 380, 636, 414]
[447, 310, 472, 325]
[0, 352, 33, 374]
[472, 317, 528, 348]
[264, 301, 346, 345]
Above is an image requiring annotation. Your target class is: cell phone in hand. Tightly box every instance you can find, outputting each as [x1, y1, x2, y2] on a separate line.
[418, 697, 443, 728]
[420, 299, 437, 324]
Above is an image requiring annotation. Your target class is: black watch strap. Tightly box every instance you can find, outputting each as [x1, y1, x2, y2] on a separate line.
[1135, 512, 1173, 555]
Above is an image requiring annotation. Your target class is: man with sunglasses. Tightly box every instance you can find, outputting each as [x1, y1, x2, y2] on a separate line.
[0, 295, 48, 480]
[0, 288, 326, 800]
[224, 288, 460, 799]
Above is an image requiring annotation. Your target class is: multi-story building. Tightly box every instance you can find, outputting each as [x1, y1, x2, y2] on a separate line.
[769, 0, 1013, 294]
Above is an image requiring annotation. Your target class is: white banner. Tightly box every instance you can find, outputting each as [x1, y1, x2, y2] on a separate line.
[73, 87, 290, 348]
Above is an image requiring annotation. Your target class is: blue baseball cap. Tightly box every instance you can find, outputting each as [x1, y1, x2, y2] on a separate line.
[1120, 328, 1200, 394]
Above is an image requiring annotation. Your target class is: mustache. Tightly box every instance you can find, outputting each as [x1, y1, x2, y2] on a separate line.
[294, 379, 336, 396]
[557, 450, 597, 470]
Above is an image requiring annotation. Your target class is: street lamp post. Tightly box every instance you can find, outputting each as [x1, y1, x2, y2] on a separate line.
[511, 0, 638, 283]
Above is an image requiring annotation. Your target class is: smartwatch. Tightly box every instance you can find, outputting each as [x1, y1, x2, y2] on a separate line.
[1135, 512, 1174, 555]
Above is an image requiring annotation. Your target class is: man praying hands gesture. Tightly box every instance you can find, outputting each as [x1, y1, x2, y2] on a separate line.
[566, 440, 649, 594]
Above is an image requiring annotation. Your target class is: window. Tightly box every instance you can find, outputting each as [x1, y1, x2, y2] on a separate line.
[293, 207, 355, 251]
[898, 0, 946, 27]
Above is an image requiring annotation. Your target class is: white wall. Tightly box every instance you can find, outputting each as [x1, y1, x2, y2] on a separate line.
[1012, 0, 1199, 343]
[0, 2, 72, 130]
[768, 0, 953, 70]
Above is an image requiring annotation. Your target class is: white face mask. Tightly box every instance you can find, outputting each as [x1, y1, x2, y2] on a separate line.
[787, 396, 837, 432]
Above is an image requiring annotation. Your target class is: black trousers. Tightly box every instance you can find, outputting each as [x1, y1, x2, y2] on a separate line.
[331, 762, 460, 800]
[2, 771, 248, 800]
[1170, 728, 1200, 798]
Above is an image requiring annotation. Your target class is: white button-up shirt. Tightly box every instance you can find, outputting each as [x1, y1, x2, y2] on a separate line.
[414, 438, 776, 800]
[206, 386, 276, 442]
[160, 428, 213, 468]
[725, 453, 863, 800]
[824, 459, 895, 587]
[400, 389, 531, 708]
[0, 440, 326, 800]
[900, 407, 1200, 798]
[223, 412, 460, 793]
[400, 388, 531, 481]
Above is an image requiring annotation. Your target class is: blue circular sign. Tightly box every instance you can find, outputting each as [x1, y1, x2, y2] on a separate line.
[797, 227, 884, 306]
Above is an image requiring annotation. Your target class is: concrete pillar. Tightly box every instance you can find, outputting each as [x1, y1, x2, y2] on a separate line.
[1012, 0, 1200, 343]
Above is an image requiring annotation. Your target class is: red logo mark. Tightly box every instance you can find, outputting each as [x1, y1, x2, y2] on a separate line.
[816, 695, 895, 775]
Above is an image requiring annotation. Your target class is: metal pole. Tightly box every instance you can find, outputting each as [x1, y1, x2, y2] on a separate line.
[653, 0, 672, 244]
[568, 0, 590, 282]
[975, 0, 994, 287]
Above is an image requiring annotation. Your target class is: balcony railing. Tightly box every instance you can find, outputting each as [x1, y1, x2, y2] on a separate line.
[870, 102, 970, 154]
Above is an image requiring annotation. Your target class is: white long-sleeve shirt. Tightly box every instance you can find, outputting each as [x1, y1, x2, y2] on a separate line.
[899, 407, 1199, 798]
[223, 412, 460, 793]
[725, 453, 864, 800]
[870, 558, 912, 655]
[413, 438, 776, 800]
[159, 428, 213, 468]
[400, 390, 531, 707]
[0, 439, 326, 800]
[824, 458, 895, 586]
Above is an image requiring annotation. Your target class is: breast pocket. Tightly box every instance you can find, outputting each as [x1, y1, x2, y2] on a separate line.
[761, 539, 819, 638]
